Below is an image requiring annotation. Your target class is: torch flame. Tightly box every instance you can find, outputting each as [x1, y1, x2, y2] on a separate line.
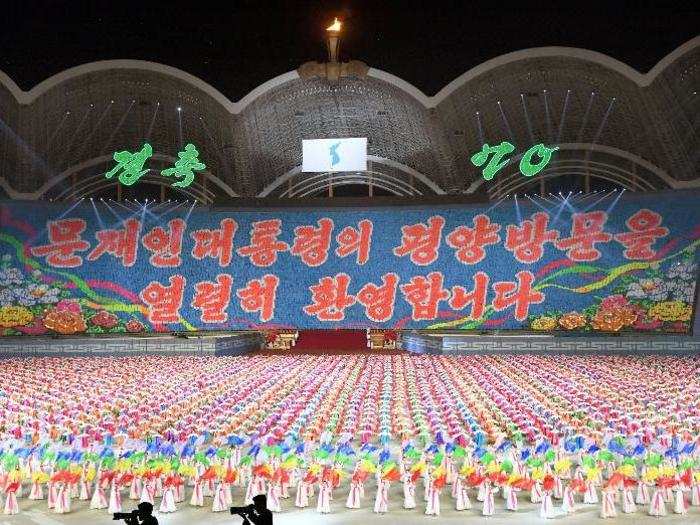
[326, 17, 342, 32]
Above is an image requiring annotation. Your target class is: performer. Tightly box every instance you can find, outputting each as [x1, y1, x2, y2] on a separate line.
[402, 471, 417, 509]
[481, 479, 496, 517]
[3, 480, 20, 515]
[316, 479, 332, 513]
[160, 475, 178, 513]
[54, 481, 71, 514]
[189, 475, 204, 507]
[346, 475, 363, 509]
[454, 474, 471, 511]
[621, 479, 637, 514]
[599, 485, 617, 518]
[373, 478, 389, 513]
[108, 478, 122, 514]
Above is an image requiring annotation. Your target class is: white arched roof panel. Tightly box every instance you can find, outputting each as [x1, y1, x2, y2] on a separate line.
[0, 37, 696, 113]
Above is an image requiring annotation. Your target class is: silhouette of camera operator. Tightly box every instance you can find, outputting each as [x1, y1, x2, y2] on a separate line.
[231, 494, 273, 525]
[114, 502, 158, 525]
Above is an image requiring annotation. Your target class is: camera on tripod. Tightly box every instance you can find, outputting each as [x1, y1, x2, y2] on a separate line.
[113, 510, 139, 521]
[230, 504, 254, 515]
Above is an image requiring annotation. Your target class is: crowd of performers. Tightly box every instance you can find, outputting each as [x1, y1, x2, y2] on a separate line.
[0, 354, 697, 519]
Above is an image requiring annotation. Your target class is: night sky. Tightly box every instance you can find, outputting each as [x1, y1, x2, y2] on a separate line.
[3, 1, 698, 100]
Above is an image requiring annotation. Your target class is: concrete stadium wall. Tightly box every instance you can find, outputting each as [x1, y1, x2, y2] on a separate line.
[0, 333, 263, 357]
[400, 333, 700, 355]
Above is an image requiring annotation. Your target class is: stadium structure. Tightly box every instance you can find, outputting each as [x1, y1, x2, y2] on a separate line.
[0, 36, 698, 204]
[0, 18, 700, 525]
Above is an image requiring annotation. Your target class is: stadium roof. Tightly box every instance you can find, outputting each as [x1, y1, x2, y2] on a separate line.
[0, 7, 698, 202]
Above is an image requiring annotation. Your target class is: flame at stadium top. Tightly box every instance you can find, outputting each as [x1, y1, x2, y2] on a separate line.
[0, 33, 698, 204]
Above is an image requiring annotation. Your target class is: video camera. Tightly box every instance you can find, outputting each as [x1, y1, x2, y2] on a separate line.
[230, 504, 254, 515]
[113, 510, 139, 521]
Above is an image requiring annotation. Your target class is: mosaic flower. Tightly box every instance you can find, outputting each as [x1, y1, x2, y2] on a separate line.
[667, 321, 689, 333]
[55, 299, 82, 314]
[126, 319, 145, 333]
[89, 311, 119, 329]
[625, 278, 672, 301]
[0, 267, 23, 287]
[0, 289, 14, 307]
[633, 318, 662, 330]
[590, 308, 635, 332]
[25, 283, 60, 304]
[42, 309, 87, 335]
[16, 315, 49, 335]
[669, 280, 695, 304]
[666, 260, 697, 281]
[647, 301, 693, 322]
[0, 305, 34, 328]
[558, 312, 587, 330]
[531, 316, 557, 331]
[599, 295, 628, 310]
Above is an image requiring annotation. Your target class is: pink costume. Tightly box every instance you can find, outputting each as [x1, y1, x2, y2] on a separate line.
[346, 481, 362, 509]
[648, 488, 666, 517]
[477, 480, 487, 502]
[160, 486, 177, 513]
[108, 480, 122, 513]
[481, 482, 495, 516]
[3, 487, 19, 515]
[530, 481, 543, 503]
[54, 483, 71, 514]
[425, 485, 440, 516]
[402, 478, 416, 509]
[553, 475, 563, 499]
[140, 480, 156, 504]
[692, 483, 700, 506]
[561, 485, 576, 514]
[455, 478, 471, 511]
[622, 487, 636, 513]
[224, 483, 233, 506]
[583, 481, 598, 504]
[294, 481, 309, 508]
[373, 479, 389, 513]
[175, 481, 185, 503]
[245, 475, 265, 505]
[90, 480, 108, 509]
[211, 483, 228, 512]
[267, 482, 282, 512]
[599, 489, 617, 518]
[79, 477, 91, 500]
[673, 488, 688, 515]
[47, 482, 57, 509]
[316, 480, 332, 513]
[540, 490, 556, 519]
[636, 481, 650, 504]
[504, 485, 519, 511]
[423, 475, 432, 502]
[29, 480, 44, 500]
[189, 479, 204, 506]
[129, 476, 142, 500]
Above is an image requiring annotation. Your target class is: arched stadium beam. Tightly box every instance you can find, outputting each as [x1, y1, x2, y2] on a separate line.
[54, 173, 210, 203]
[257, 155, 446, 197]
[0, 154, 238, 201]
[294, 179, 412, 198]
[489, 166, 657, 201]
[284, 172, 422, 198]
[464, 143, 700, 195]
[0, 36, 696, 113]
[488, 159, 662, 198]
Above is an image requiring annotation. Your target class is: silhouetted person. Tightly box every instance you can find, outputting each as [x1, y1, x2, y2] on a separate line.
[241, 494, 273, 525]
[123, 502, 158, 525]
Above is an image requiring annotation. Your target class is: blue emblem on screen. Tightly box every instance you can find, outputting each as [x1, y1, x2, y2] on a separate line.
[329, 142, 341, 167]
